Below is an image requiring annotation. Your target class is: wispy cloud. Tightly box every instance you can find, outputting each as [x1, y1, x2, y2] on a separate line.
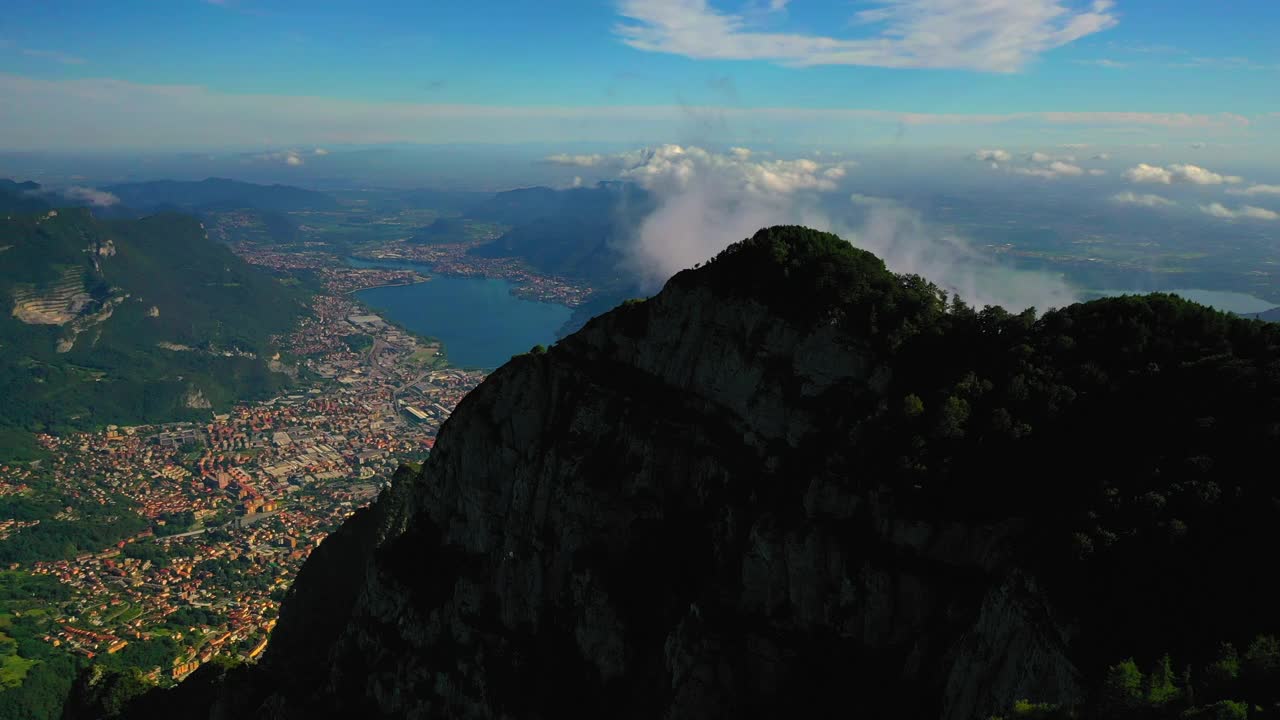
[1173, 56, 1276, 71]
[1123, 163, 1244, 185]
[61, 186, 119, 207]
[248, 149, 309, 166]
[614, 0, 1118, 73]
[1200, 203, 1279, 221]
[0, 72, 1258, 149]
[971, 149, 1012, 165]
[1076, 58, 1128, 69]
[543, 153, 609, 167]
[20, 48, 85, 65]
[1015, 160, 1085, 179]
[1112, 191, 1176, 208]
[1227, 184, 1280, 197]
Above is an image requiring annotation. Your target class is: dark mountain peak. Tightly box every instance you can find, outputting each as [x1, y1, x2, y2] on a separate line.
[0, 178, 50, 214]
[0, 178, 42, 193]
[120, 228, 1280, 720]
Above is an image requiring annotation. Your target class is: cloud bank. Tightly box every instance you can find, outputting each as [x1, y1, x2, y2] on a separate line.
[584, 144, 1076, 312]
[1112, 191, 1176, 208]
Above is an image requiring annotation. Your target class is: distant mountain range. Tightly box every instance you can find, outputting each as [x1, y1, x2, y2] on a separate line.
[104, 177, 339, 212]
[464, 182, 655, 322]
[0, 179, 54, 215]
[1245, 307, 1280, 322]
[0, 180, 308, 460]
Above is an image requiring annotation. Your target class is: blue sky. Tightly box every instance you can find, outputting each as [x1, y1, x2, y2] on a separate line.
[0, 0, 1278, 152]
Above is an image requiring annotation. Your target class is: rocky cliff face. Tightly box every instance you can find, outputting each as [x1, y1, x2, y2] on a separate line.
[267, 294, 1077, 719]
[126, 228, 1093, 720]
[103, 226, 1280, 720]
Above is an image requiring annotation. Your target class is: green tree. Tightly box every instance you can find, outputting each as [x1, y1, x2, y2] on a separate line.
[1101, 658, 1144, 716]
[1182, 699, 1249, 720]
[1147, 654, 1179, 705]
[934, 395, 970, 439]
[1205, 643, 1241, 694]
[1242, 635, 1280, 702]
[902, 394, 925, 418]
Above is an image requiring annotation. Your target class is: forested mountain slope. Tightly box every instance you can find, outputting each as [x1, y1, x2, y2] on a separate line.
[0, 201, 307, 457]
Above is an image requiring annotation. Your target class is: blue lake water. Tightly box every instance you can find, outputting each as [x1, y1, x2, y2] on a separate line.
[1092, 288, 1277, 315]
[349, 258, 572, 369]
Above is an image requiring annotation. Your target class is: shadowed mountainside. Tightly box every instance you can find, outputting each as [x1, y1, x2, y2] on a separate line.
[116, 226, 1280, 719]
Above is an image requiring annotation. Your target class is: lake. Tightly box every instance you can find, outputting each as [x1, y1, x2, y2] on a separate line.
[349, 258, 572, 369]
[1092, 288, 1277, 315]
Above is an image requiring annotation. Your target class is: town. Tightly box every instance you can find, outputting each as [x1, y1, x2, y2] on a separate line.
[0, 268, 486, 686]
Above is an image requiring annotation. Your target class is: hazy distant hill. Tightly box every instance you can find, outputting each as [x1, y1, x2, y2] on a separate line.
[1249, 307, 1280, 322]
[467, 182, 654, 284]
[105, 177, 339, 212]
[406, 216, 472, 245]
[0, 179, 51, 214]
[0, 202, 308, 459]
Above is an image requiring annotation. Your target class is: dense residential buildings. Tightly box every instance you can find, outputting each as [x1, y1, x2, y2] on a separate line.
[0, 275, 486, 683]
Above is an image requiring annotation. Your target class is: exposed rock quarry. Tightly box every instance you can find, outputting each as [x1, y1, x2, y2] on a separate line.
[11, 269, 96, 325]
[184, 387, 213, 410]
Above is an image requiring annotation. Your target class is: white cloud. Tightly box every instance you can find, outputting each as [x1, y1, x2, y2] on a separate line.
[614, 0, 1118, 73]
[1015, 161, 1085, 179]
[829, 205, 1078, 312]
[1028, 151, 1076, 163]
[1076, 58, 1128, 68]
[1227, 184, 1280, 197]
[246, 149, 308, 166]
[313, 147, 330, 156]
[60, 186, 120, 207]
[972, 148, 1012, 164]
[849, 193, 897, 207]
[1112, 191, 1175, 208]
[614, 145, 847, 286]
[1200, 203, 1279, 221]
[1124, 163, 1243, 185]
[544, 153, 608, 167]
[619, 144, 849, 196]
[1088, 168, 1107, 176]
[1091, 152, 1111, 160]
[604, 143, 1075, 312]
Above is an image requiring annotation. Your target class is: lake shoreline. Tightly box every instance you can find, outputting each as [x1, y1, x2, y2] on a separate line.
[352, 264, 573, 370]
